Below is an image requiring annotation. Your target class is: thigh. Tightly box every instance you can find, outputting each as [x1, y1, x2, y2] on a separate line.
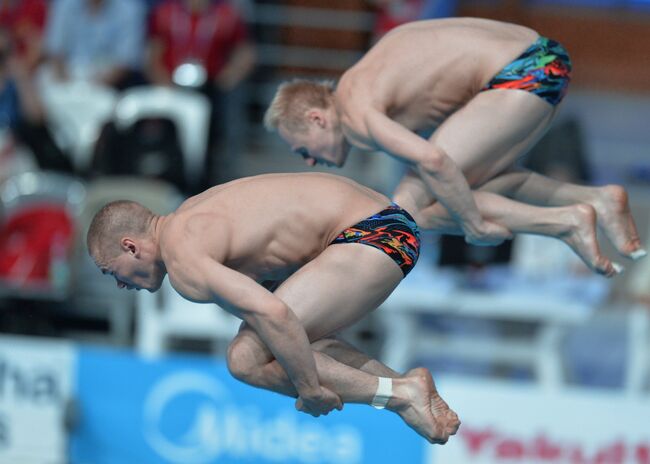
[274, 243, 404, 342]
[429, 89, 558, 187]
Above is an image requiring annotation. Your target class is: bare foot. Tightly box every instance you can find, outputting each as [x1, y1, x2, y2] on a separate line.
[558, 203, 619, 277]
[428, 376, 461, 440]
[592, 185, 646, 260]
[387, 368, 454, 444]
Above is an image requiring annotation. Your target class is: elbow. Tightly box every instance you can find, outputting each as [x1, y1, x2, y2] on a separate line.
[245, 300, 290, 328]
[418, 150, 446, 175]
[265, 301, 290, 321]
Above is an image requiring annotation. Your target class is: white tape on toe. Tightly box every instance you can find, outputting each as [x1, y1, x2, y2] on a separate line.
[612, 262, 625, 275]
[630, 249, 648, 261]
[371, 377, 393, 410]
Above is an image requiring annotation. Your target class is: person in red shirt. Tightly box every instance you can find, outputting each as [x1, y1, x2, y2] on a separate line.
[0, 0, 48, 74]
[0, 2, 72, 173]
[147, 0, 255, 91]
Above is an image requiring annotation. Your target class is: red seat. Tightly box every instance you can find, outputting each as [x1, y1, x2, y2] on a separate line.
[0, 205, 73, 289]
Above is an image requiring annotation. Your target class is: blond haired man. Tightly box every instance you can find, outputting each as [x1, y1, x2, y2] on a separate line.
[265, 17, 646, 274]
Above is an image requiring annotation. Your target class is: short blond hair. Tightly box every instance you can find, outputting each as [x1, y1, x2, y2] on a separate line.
[264, 79, 335, 133]
[87, 200, 154, 261]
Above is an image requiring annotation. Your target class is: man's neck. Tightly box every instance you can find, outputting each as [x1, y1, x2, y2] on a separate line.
[148, 215, 171, 277]
[150, 215, 167, 244]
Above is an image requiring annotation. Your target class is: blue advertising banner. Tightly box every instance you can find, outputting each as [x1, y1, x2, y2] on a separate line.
[70, 346, 427, 464]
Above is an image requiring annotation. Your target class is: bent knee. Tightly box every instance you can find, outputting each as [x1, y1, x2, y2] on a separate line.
[226, 336, 266, 383]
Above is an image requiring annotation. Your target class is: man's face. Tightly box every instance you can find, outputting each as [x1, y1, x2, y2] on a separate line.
[278, 117, 350, 168]
[94, 244, 165, 293]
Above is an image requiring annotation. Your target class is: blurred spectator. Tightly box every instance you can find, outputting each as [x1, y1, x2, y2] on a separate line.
[43, 0, 146, 89]
[145, 0, 256, 185]
[0, 0, 48, 74]
[0, 28, 72, 175]
[146, 0, 255, 91]
[0, 31, 30, 129]
[142, 0, 165, 12]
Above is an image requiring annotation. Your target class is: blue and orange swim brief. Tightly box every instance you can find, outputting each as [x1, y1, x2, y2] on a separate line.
[482, 36, 572, 106]
[330, 203, 420, 277]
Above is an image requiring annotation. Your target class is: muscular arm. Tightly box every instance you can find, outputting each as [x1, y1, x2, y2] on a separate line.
[366, 110, 510, 244]
[181, 253, 323, 400]
[392, 168, 458, 232]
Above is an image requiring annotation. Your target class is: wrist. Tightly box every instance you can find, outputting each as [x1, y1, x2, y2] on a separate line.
[298, 385, 322, 399]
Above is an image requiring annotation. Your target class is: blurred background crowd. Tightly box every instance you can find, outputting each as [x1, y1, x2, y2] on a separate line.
[0, 1, 649, 463]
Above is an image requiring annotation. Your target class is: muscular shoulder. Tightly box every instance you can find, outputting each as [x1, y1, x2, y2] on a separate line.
[162, 212, 231, 266]
[162, 213, 231, 302]
[185, 212, 228, 238]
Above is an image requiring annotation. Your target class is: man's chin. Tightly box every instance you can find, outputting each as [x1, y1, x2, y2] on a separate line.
[336, 151, 349, 168]
[148, 281, 163, 293]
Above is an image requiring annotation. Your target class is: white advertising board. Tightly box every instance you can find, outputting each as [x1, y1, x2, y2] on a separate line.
[0, 335, 75, 464]
[429, 377, 650, 464]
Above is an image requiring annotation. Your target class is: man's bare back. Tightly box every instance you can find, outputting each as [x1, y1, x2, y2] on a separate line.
[161, 173, 391, 286]
[337, 18, 538, 136]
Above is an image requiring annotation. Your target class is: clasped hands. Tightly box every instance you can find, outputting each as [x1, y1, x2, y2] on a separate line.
[463, 218, 513, 247]
[295, 386, 343, 417]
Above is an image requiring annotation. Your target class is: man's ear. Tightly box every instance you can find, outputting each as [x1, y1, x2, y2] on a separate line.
[120, 237, 139, 257]
[306, 109, 326, 128]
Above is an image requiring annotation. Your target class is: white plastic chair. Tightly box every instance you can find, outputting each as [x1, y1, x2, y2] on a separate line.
[0, 171, 86, 218]
[38, 77, 118, 172]
[113, 86, 211, 193]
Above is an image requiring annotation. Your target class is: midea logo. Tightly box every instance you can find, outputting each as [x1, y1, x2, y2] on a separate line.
[142, 370, 363, 464]
[143, 371, 228, 463]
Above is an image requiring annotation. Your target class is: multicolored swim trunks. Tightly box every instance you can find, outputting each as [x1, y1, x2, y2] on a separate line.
[330, 203, 420, 277]
[481, 36, 572, 106]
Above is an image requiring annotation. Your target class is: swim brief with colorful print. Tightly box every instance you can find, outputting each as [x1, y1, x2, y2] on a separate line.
[481, 36, 572, 106]
[330, 203, 420, 277]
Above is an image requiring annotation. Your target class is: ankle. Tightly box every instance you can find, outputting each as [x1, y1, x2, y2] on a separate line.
[370, 377, 393, 409]
[384, 378, 410, 411]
